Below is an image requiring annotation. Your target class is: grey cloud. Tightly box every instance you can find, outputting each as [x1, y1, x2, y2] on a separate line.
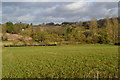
[42, 2, 118, 20]
[2, 2, 118, 24]
[2, 0, 120, 2]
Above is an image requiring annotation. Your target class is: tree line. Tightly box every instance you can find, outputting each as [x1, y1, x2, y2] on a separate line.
[1, 17, 120, 45]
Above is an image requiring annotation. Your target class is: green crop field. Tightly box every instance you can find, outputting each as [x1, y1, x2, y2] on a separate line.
[2, 44, 119, 78]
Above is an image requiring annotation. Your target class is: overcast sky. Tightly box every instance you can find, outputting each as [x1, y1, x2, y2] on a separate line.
[2, 0, 120, 2]
[2, 1, 119, 24]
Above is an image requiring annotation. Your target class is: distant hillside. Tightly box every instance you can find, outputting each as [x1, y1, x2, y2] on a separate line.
[61, 17, 120, 28]
[2, 17, 119, 44]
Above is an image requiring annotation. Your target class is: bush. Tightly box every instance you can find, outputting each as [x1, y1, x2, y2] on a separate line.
[2, 35, 7, 41]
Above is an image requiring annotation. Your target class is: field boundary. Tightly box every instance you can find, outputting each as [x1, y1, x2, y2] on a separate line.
[4, 44, 57, 47]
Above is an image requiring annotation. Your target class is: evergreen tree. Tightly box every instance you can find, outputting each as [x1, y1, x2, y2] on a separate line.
[6, 22, 14, 33]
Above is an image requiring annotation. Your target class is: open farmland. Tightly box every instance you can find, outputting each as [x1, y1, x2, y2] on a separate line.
[2, 44, 118, 78]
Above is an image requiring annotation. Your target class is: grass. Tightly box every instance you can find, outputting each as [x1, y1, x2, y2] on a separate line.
[2, 44, 119, 78]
